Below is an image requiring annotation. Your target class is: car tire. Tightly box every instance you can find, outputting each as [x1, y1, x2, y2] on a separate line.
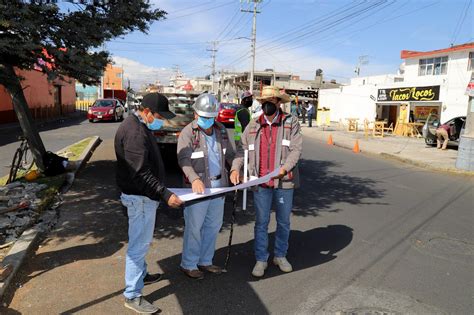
[89, 119, 93, 123]
[120, 114, 124, 121]
[425, 137, 436, 146]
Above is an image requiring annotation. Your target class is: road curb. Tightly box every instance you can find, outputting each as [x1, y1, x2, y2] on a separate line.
[380, 152, 474, 176]
[0, 112, 86, 134]
[326, 137, 473, 176]
[0, 136, 102, 301]
[0, 228, 38, 298]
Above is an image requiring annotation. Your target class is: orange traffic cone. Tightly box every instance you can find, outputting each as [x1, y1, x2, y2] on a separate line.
[327, 134, 334, 145]
[353, 140, 360, 153]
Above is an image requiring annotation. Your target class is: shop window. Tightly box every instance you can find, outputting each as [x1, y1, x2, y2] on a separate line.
[419, 56, 448, 76]
[468, 52, 474, 71]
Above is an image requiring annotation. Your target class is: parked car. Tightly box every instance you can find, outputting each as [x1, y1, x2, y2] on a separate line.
[422, 113, 466, 147]
[217, 103, 240, 126]
[87, 98, 125, 122]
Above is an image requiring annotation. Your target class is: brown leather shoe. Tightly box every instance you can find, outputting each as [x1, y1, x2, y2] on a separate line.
[198, 265, 223, 274]
[180, 267, 204, 279]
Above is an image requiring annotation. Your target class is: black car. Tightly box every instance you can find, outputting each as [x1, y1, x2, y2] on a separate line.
[422, 113, 466, 147]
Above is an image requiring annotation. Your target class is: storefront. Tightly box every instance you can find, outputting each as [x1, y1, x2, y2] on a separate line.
[375, 85, 441, 126]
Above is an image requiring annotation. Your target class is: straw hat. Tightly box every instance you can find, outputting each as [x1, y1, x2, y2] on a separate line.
[256, 86, 290, 103]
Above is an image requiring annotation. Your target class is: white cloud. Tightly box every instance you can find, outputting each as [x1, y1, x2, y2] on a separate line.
[111, 56, 174, 89]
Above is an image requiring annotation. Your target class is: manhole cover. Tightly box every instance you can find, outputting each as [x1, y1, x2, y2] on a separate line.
[336, 307, 400, 315]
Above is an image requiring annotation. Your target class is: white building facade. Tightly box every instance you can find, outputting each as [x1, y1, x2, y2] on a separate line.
[319, 43, 474, 126]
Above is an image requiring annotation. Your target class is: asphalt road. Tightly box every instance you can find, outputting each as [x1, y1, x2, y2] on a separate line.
[0, 113, 120, 177]
[2, 120, 473, 314]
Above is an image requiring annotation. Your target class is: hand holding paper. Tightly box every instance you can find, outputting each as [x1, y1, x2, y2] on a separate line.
[192, 179, 205, 194]
[230, 170, 240, 185]
[271, 167, 287, 180]
[169, 169, 280, 202]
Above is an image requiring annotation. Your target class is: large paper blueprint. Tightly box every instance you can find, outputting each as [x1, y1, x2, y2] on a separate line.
[169, 169, 280, 202]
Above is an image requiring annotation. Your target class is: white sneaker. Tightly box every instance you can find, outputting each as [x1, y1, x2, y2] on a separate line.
[273, 257, 293, 273]
[252, 261, 268, 277]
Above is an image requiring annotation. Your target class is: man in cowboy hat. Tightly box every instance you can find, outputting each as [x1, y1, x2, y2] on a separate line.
[230, 85, 302, 277]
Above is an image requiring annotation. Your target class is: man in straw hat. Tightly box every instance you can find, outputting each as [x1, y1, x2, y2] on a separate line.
[229, 86, 302, 277]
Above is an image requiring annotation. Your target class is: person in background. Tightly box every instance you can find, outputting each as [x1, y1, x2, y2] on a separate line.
[301, 102, 307, 124]
[230, 86, 302, 278]
[177, 93, 235, 279]
[115, 92, 183, 314]
[290, 100, 298, 116]
[234, 91, 253, 145]
[435, 123, 450, 150]
[306, 101, 314, 127]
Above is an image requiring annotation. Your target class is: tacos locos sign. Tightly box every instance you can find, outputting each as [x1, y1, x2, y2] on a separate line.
[377, 85, 440, 102]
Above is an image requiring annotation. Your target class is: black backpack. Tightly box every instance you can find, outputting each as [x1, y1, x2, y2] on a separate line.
[42, 151, 68, 176]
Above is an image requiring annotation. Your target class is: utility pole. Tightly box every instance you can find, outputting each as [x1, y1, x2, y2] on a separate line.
[207, 41, 218, 93]
[354, 55, 369, 77]
[456, 71, 474, 170]
[241, 0, 261, 94]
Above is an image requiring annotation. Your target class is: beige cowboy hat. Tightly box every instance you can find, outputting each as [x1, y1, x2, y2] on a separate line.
[256, 86, 291, 103]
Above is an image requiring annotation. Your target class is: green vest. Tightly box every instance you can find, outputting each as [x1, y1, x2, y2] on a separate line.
[234, 107, 250, 141]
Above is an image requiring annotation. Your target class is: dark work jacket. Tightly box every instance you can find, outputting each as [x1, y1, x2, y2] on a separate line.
[114, 114, 172, 202]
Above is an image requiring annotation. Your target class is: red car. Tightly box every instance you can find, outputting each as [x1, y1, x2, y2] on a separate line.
[216, 103, 240, 126]
[87, 98, 125, 122]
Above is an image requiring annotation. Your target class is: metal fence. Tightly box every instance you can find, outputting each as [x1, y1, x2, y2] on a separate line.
[75, 100, 94, 112]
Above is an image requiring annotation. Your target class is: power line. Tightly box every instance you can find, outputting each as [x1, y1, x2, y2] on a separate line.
[450, 0, 472, 45]
[215, 6, 242, 41]
[257, 0, 365, 49]
[165, 1, 214, 14]
[219, 3, 253, 42]
[262, 0, 390, 54]
[207, 41, 219, 93]
[165, 1, 235, 20]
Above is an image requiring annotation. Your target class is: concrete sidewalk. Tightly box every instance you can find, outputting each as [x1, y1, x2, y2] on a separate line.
[301, 123, 472, 175]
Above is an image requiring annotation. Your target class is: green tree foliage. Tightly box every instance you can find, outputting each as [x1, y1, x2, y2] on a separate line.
[0, 1, 166, 171]
[0, 0, 166, 84]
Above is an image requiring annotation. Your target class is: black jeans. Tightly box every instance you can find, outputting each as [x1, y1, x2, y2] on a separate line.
[307, 113, 313, 127]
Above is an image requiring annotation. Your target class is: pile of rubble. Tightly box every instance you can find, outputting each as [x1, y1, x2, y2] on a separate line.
[0, 182, 59, 244]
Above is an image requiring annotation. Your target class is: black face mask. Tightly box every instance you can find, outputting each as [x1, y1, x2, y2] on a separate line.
[262, 102, 277, 116]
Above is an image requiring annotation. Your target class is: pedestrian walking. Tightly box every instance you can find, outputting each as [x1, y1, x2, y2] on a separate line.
[301, 102, 307, 124]
[435, 123, 450, 150]
[177, 93, 235, 279]
[234, 91, 253, 145]
[306, 101, 315, 127]
[115, 92, 183, 314]
[230, 85, 303, 278]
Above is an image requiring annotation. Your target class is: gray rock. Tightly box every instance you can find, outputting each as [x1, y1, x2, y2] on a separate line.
[0, 217, 11, 229]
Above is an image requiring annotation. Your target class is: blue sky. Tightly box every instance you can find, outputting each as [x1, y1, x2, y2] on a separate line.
[102, 0, 473, 88]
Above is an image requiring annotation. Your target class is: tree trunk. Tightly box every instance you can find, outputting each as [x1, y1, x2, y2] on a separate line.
[0, 64, 46, 171]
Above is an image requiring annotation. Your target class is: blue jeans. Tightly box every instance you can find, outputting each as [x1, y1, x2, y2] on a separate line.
[121, 193, 159, 299]
[253, 186, 294, 262]
[181, 180, 225, 269]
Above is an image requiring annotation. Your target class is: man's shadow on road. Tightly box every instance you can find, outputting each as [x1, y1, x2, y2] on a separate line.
[148, 225, 353, 314]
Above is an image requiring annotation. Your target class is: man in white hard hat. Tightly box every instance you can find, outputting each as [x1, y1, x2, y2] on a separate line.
[177, 93, 235, 279]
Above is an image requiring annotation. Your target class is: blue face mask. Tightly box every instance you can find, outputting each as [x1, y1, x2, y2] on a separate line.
[146, 118, 164, 130]
[197, 116, 214, 129]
